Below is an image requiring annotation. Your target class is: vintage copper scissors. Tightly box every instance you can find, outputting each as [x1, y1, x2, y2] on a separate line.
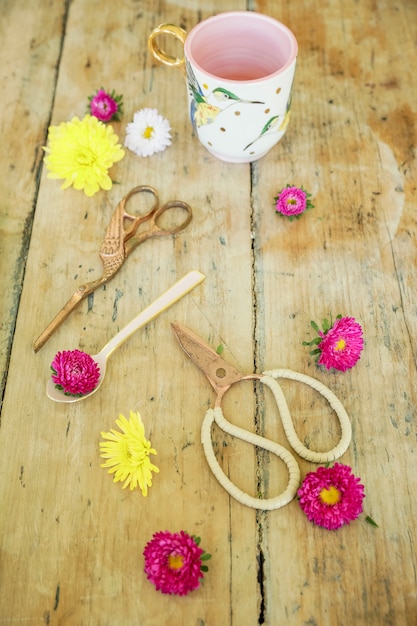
[172, 322, 353, 510]
[33, 186, 192, 352]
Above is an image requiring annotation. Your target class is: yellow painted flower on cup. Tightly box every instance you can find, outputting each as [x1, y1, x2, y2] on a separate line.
[100, 410, 159, 496]
[43, 114, 125, 197]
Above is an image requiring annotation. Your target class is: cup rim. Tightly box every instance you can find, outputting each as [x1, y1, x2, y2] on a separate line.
[184, 11, 298, 84]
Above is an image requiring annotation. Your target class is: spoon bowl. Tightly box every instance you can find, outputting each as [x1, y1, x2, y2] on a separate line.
[46, 270, 205, 403]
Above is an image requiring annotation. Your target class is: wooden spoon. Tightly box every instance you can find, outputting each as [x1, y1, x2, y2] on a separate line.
[46, 270, 205, 403]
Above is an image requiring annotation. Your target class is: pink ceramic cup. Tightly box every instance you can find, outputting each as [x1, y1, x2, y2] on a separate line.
[148, 12, 298, 163]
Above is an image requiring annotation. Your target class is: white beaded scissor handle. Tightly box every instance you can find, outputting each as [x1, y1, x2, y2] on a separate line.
[201, 372, 352, 510]
[172, 323, 352, 511]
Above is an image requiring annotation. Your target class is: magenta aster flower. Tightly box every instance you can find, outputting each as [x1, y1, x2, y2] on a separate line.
[317, 316, 364, 371]
[303, 315, 364, 371]
[51, 349, 100, 396]
[298, 463, 365, 530]
[274, 185, 314, 220]
[88, 88, 124, 122]
[143, 531, 211, 596]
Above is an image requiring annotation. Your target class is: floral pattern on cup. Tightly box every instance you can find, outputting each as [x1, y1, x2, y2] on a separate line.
[186, 60, 265, 130]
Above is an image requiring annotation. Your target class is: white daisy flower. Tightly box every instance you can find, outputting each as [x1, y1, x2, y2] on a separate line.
[124, 108, 172, 157]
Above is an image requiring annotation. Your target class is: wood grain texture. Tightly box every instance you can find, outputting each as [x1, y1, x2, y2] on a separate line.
[0, 0, 69, 404]
[0, 0, 416, 624]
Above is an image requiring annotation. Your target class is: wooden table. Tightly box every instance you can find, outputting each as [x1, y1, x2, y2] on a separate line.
[1, 1, 416, 624]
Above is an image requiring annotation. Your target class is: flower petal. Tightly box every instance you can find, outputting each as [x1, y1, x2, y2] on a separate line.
[43, 115, 124, 197]
[99, 411, 159, 495]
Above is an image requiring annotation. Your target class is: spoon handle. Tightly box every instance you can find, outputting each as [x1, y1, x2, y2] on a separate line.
[99, 270, 205, 359]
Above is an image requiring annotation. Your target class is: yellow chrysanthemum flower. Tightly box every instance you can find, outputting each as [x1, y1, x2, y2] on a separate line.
[43, 114, 125, 197]
[100, 410, 159, 496]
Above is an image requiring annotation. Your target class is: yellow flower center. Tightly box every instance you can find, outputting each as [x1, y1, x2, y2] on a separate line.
[335, 338, 346, 351]
[143, 126, 154, 139]
[77, 148, 98, 166]
[319, 485, 341, 505]
[168, 554, 184, 570]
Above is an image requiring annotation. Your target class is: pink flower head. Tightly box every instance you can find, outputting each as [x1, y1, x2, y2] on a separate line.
[143, 530, 210, 596]
[298, 463, 365, 530]
[88, 88, 123, 122]
[318, 316, 364, 371]
[51, 349, 100, 396]
[274, 185, 314, 220]
[304, 315, 364, 372]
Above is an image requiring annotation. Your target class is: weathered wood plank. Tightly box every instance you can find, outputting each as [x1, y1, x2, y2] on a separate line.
[0, 0, 69, 405]
[0, 0, 258, 624]
[0, 0, 416, 624]
[254, 0, 417, 624]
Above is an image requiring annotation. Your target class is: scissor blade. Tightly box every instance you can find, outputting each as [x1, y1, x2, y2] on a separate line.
[171, 322, 244, 388]
[33, 290, 86, 352]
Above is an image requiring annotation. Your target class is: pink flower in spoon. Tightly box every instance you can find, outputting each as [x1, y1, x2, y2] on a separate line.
[51, 349, 100, 396]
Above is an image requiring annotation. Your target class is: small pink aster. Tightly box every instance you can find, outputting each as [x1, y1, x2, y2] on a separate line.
[298, 463, 365, 530]
[274, 185, 314, 220]
[88, 88, 123, 122]
[143, 530, 211, 596]
[51, 349, 100, 396]
[318, 316, 364, 371]
[303, 315, 364, 371]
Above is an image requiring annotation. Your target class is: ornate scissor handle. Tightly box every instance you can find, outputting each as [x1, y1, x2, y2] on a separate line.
[200, 371, 352, 510]
[151, 200, 193, 235]
[121, 186, 193, 254]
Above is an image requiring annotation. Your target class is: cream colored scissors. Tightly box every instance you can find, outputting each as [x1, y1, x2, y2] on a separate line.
[172, 322, 352, 511]
[33, 186, 192, 352]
